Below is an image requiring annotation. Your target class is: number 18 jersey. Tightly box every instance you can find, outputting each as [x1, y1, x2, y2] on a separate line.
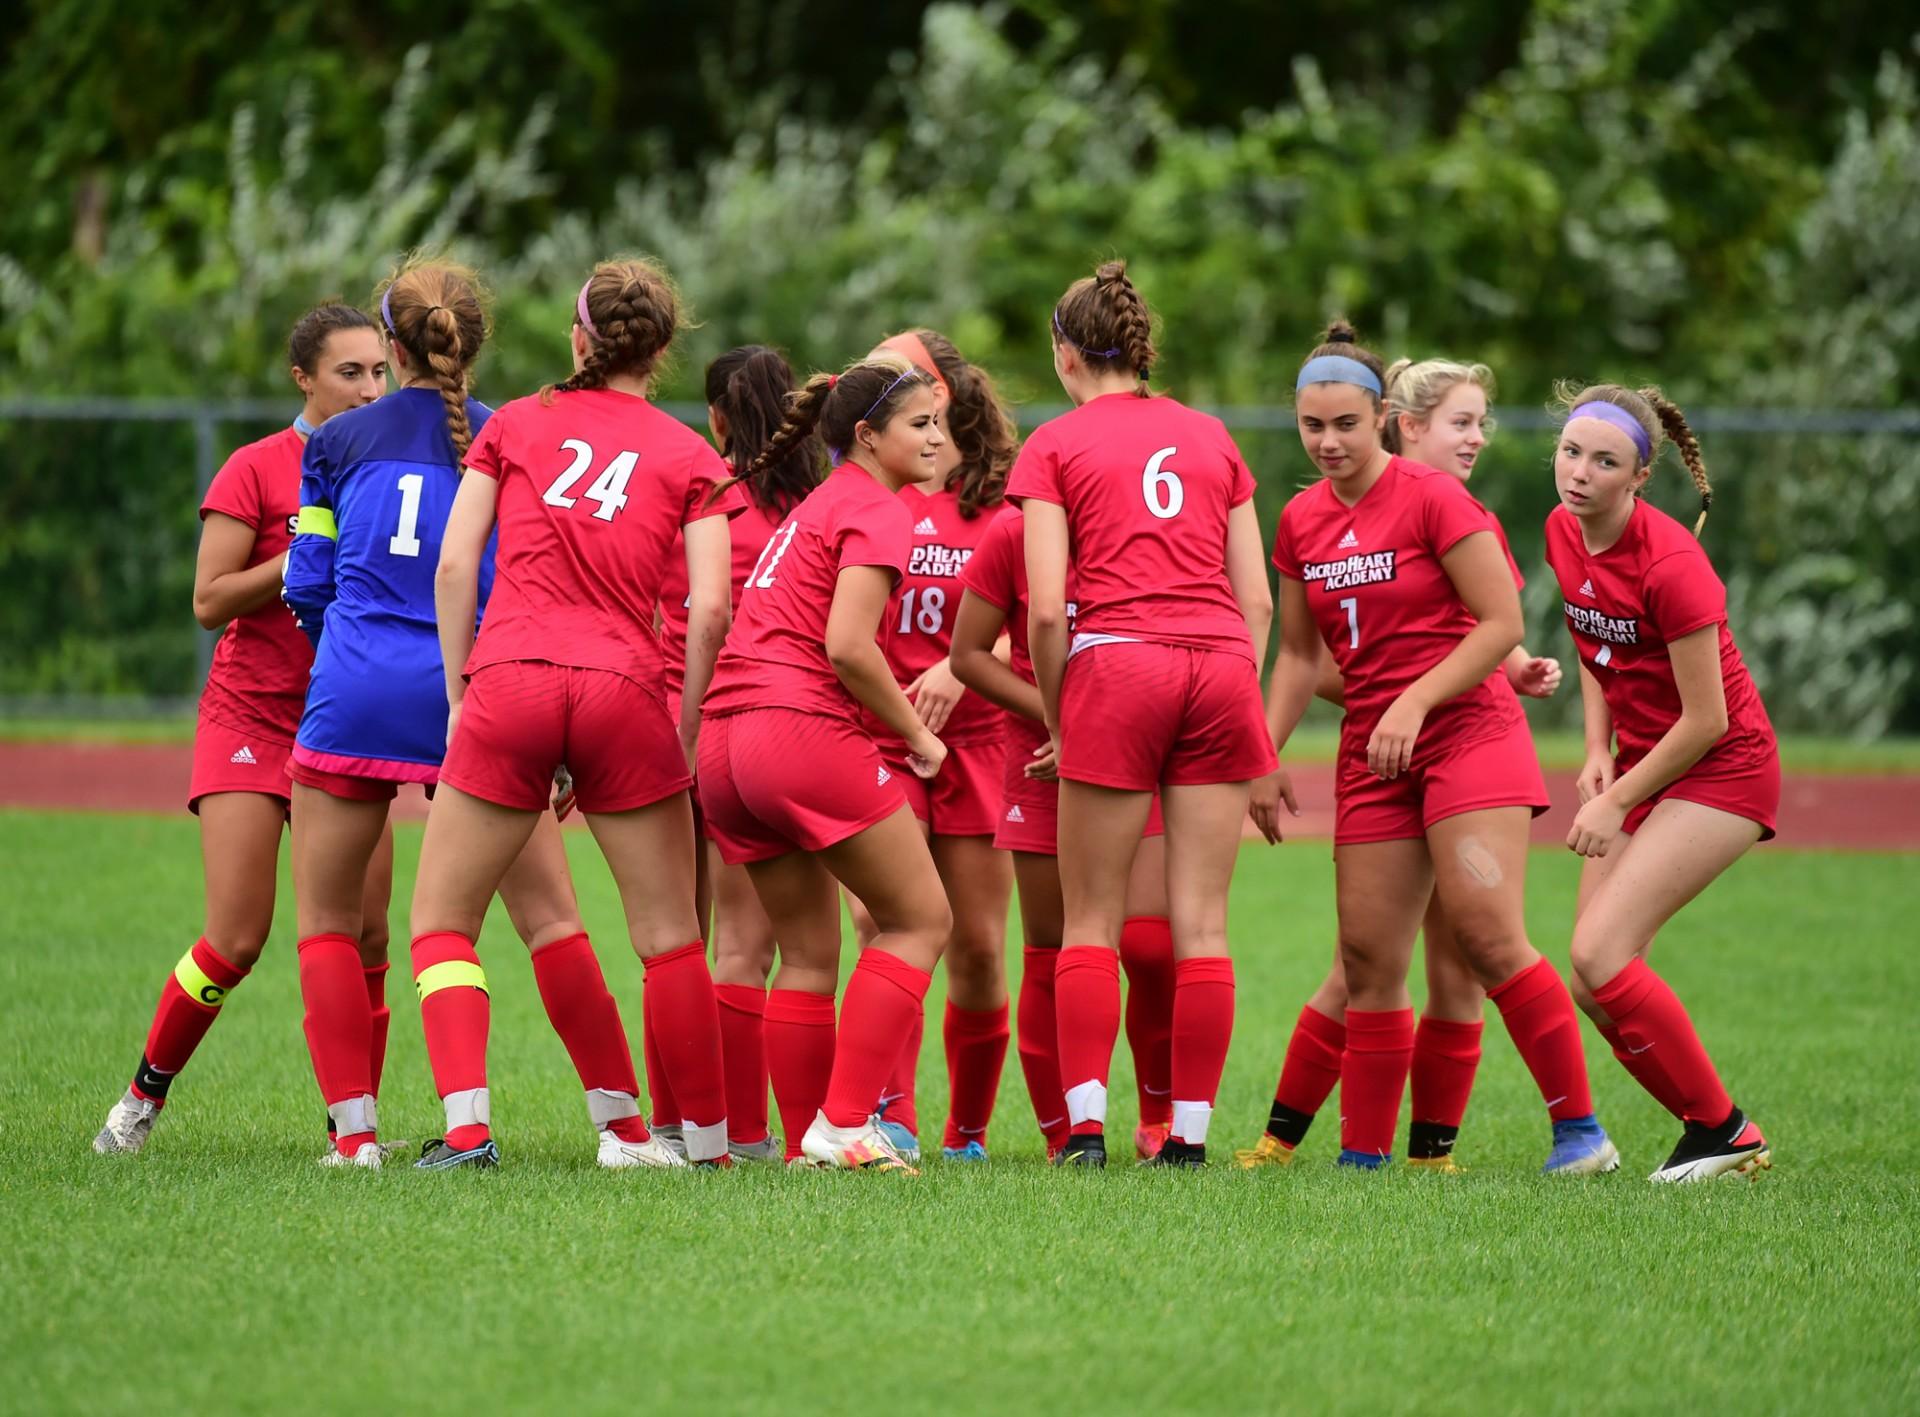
[1005, 392, 1259, 661]
[703, 464, 913, 724]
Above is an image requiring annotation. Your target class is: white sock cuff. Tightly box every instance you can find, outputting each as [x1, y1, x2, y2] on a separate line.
[683, 1118, 728, 1163]
[444, 1087, 490, 1129]
[1064, 1080, 1107, 1127]
[586, 1088, 642, 1127]
[329, 1094, 377, 1137]
[1171, 1100, 1212, 1146]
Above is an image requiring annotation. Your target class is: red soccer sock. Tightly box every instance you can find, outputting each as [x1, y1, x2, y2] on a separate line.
[298, 932, 372, 1107]
[1016, 947, 1070, 1152]
[1341, 1007, 1415, 1158]
[1488, 957, 1593, 1122]
[1596, 1020, 1686, 1120]
[412, 931, 492, 1149]
[1410, 1015, 1483, 1128]
[132, 938, 250, 1104]
[765, 988, 836, 1160]
[364, 962, 391, 1099]
[1591, 958, 1733, 1125]
[715, 983, 771, 1145]
[823, 951, 932, 1129]
[642, 970, 681, 1128]
[1118, 915, 1175, 1126]
[1169, 956, 1235, 1146]
[1054, 945, 1121, 1136]
[1274, 1004, 1345, 1118]
[879, 992, 924, 1135]
[642, 943, 729, 1154]
[941, 1001, 1011, 1151]
[530, 932, 647, 1133]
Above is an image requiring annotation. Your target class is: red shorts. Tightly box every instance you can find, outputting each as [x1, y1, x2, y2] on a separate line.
[882, 738, 1003, 837]
[1621, 745, 1781, 841]
[1058, 641, 1275, 791]
[189, 714, 293, 813]
[1335, 714, 1548, 845]
[698, 708, 906, 865]
[994, 718, 1164, 853]
[442, 661, 690, 814]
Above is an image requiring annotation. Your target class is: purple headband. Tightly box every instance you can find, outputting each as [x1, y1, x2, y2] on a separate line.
[861, 366, 921, 424]
[1052, 308, 1122, 361]
[380, 286, 395, 336]
[576, 280, 599, 341]
[1568, 401, 1652, 462]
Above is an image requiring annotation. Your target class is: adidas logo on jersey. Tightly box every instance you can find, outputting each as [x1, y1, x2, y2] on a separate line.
[877, 764, 892, 786]
[1579, 578, 1596, 598]
[229, 745, 257, 765]
[1337, 528, 1359, 549]
[913, 516, 938, 535]
[1005, 805, 1025, 823]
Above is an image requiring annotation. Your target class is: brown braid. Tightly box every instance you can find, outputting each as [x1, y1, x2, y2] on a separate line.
[716, 356, 937, 503]
[541, 257, 683, 405]
[1053, 258, 1159, 397]
[375, 260, 488, 458]
[1552, 381, 1712, 535]
[1642, 387, 1713, 536]
[900, 329, 1016, 519]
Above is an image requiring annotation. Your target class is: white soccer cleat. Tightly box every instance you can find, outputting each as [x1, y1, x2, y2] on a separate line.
[597, 1129, 690, 1169]
[648, 1121, 689, 1161]
[798, 1111, 919, 1173]
[728, 1134, 784, 1163]
[317, 1141, 384, 1169]
[92, 1090, 159, 1155]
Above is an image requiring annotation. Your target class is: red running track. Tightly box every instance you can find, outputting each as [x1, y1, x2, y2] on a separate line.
[2, 742, 1916, 850]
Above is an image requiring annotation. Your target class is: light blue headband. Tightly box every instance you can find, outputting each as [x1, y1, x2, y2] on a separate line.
[1568, 401, 1653, 462]
[1296, 355, 1382, 397]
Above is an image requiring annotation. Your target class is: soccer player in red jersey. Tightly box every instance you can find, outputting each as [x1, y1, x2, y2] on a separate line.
[1546, 383, 1776, 1182]
[411, 258, 738, 1170]
[648, 344, 821, 1162]
[1239, 356, 1565, 1171]
[698, 355, 952, 1172]
[1010, 261, 1276, 1169]
[93, 304, 391, 1155]
[1258, 323, 1617, 1174]
[951, 503, 1174, 1161]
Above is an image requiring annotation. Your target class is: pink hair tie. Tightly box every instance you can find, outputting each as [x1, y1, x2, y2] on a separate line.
[576, 280, 599, 341]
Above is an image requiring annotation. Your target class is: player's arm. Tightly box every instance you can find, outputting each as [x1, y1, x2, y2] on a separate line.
[1022, 498, 1071, 742]
[1580, 627, 1727, 829]
[826, 564, 945, 776]
[435, 470, 500, 713]
[282, 455, 340, 647]
[677, 513, 732, 764]
[1248, 576, 1314, 844]
[1225, 499, 1274, 666]
[194, 513, 284, 629]
[1312, 638, 1344, 707]
[951, 588, 1041, 722]
[1503, 643, 1563, 698]
[1369, 530, 1522, 779]
[1574, 661, 1615, 804]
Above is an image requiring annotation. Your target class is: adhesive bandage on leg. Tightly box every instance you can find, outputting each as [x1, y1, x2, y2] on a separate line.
[1456, 836, 1504, 888]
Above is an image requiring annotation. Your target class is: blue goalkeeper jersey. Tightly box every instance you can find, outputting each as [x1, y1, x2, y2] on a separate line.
[284, 387, 496, 781]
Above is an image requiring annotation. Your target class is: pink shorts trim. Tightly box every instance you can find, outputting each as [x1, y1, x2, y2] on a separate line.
[290, 744, 439, 785]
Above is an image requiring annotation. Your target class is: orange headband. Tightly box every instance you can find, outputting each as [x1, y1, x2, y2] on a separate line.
[876, 331, 951, 405]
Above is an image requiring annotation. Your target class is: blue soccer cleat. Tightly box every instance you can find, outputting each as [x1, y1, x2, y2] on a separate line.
[1542, 1115, 1620, 1175]
[1337, 1148, 1391, 1170]
[941, 1140, 989, 1163]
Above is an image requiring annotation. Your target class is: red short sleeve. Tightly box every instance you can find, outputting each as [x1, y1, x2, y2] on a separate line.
[1644, 548, 1726, 640]
[682, 444, 744, 526]
[201, 448, 266, 527]
[833, 497, 909, 583]
[1226, 440, 1257, 508]
[1005, 425, 1064, 507]
[1271, 507, 1303, 580]
[463, 415, 507, 482]
[1419, 474, 1496, 557]
[959, 513, 1018, 613]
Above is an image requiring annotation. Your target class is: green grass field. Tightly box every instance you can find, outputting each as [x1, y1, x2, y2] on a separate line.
[3, 808, 1917, 1413]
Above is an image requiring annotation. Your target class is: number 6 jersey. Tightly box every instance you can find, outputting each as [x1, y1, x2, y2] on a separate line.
[285, 387, 495, 782]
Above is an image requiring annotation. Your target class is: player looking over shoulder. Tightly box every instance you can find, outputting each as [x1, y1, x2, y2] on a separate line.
[647, 344, 822, 1163]
[1239, 355, 1562, 1171]
[411, 257, 737, 1170]
[1546, 382, 1776, 1183]
[698, 355, 952, 1172]
[93, 304, 391, 1155]
[1259, 322, 1615, 1175]
[1011, 260, 1275, 1169]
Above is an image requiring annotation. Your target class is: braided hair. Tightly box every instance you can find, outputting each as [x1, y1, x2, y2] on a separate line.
[542, 258, 682, 403]
[1052, 259, 1157, 397]
[717, 356, 937, 504]
[705, 344, 822, 516]
[375, 260, 489, 456]
[1553, 381, 1714, 535]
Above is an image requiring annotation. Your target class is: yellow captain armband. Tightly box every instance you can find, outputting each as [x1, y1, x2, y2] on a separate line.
[415, 960, 489, 1001]
[296, 505, 339, 540]
[174, 952, 231, 1008]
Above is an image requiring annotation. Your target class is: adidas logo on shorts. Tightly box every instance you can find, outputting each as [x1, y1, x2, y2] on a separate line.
[1338, 528, 1359, 549]
[229, 745, 257, 765]
[1579, 578, 1596, 598]
[877, 764, 892, 786]
[913, 516, 938, 535]
[1005, 805, 1025, 823]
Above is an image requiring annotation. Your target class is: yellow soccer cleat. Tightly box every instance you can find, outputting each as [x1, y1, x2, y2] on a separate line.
[1404, 1154, 1465, 1174]
[1233, 1133, 1297, 1169]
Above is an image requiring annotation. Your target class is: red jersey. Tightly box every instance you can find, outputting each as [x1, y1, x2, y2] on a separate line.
[866, 483, 1005, 748]
[704, 464, 913, 723]
[462, 388, 738, 688]
[1005, 393, 1259, 660]
[1545, 500, 1775, 770]
[198, 425, 314, 742]
[659, 494, 788, 700]
[1272, 456, 1522, 743]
